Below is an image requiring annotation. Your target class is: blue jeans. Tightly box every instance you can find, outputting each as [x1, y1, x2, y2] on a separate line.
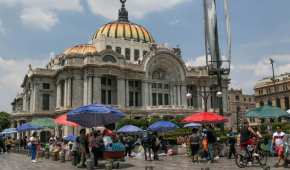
[207, 144, 214, 161]
[31, 144, 36, 160]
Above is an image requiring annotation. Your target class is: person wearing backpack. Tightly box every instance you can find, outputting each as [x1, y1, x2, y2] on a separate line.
[206, 125, 217, 162]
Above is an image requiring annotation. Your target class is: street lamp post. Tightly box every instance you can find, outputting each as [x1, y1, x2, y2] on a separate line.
[203, 0, 231, 132]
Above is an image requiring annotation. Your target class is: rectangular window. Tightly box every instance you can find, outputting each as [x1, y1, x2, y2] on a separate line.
[134, 49, 140, 61]
[101, 77, 106, 85]
[152, 93, 157, 106]
[106, 45, 112, 50]
[276, 98, 281, 108]
[116, 47, 122, 54]
[267, 100, 272, 106]
[43, 83, 50, 89]
[152, 83, 157, 89]
[158, 93, 163, 105]
[164, 84, 169, 89]
[107, 78, 112, 86]
[158, 83, 162, 89]
[135, 92, 139, 106]
[125, 48, 130, 60]
[42, 94, 50, 111]
[129, 80, 134, 88]
[235, 95, 240, 101]
[285, 97, 289, 110]
[164, 94, 169, 105]
[107, 90, 112, 104]
[129, 92, 134, 106]
[101, 90, 106, 104]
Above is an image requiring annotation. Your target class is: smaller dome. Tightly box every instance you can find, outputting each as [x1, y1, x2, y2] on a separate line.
[63, 44, 97, 55]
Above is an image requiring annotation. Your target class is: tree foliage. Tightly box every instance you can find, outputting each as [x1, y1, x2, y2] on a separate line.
[0, 112, 11, 131]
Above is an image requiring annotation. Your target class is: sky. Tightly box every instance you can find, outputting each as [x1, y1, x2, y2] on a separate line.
[0, 0, 290, 112]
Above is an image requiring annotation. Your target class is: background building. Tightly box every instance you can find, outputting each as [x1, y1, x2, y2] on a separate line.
[253, 73, 290, 124]
[227, 88, 255, 128]
[11, 1, 229, 137]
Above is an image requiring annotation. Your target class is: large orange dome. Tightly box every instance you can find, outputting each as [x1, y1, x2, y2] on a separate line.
[92, 0, 154, 44]
[63, 44, 97, 55]
[92, 21, 155, 44]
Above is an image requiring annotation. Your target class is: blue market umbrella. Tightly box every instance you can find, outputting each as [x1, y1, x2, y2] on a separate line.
[1, 128, 17, 135]
[67, 104, 125, 128]
[117, 125, 143, 133]
[16, 123, 42, 132]
[148, 121, 179, 132]
[64, 134, 77, 142]
[184, 123, 202, 128]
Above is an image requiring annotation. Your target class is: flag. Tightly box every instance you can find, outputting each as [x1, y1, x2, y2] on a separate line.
[204, 0, 220, 69]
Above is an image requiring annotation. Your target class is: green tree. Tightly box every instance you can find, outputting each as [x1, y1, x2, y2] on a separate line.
[0, 111, 11, 131]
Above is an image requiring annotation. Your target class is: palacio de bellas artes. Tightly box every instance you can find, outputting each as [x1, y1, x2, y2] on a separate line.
[2, 0, 290, 170]
[10, 1, 230, 137]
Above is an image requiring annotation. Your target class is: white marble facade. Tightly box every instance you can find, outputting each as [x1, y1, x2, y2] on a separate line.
[11, 1, 229, 136]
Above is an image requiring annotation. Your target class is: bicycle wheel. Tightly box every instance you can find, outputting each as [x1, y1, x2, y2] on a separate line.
[258, 151, 267, 166]
[235, 154, 247, 168]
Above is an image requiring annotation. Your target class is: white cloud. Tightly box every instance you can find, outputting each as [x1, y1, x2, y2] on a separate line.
[185, 55, 207, 67]
[87, 0, 189, 20]
[0, 19, 5, 35]
[238, 54, 290, 77]
[0, 0, 83, 31]
[20, 8, 58, 31]
[0, 57, 47, 112]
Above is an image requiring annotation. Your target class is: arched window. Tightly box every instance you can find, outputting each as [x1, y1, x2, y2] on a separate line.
[103, 55, 117, 63]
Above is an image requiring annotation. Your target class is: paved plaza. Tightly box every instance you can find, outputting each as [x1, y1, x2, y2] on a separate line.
[0, 153, 287, 170]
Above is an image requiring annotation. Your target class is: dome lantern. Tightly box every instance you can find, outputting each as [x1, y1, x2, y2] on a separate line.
[92, 0, 155, 43]
[118, 0, 129, 22]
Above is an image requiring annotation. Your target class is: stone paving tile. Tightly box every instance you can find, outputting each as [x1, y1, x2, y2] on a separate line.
[0, 153, 287, 170]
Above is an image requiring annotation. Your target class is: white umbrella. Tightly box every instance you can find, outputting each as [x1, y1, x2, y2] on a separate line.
[184, 123, 202, 128]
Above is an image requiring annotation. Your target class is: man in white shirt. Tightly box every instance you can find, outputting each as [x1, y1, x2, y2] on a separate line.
[272, 126, 286, 167]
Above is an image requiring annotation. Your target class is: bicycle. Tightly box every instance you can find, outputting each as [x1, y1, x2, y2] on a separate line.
[235, 143, 267, 168]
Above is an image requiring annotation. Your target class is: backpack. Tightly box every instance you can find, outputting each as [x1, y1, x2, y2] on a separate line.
[207, 131, 217, 143]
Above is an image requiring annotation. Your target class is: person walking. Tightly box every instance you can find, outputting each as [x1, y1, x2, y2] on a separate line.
[29, 132, 38, 163]
[0, 134, 6, 153]
[227, 128, 236, 159]
[77, 129, 89, 168]
[272, 126, 286, 167]
[142, 131, 152, 161]
[189, 128, 200, 162]
[5, 136, 13, 153]
[151, 132, 160, 160]
[206, 125, 217, 162]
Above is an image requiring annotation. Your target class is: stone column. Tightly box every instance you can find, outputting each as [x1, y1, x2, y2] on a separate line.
[64, 79, 68, 108]
[67, 78, 72, 108]
[93, 76, 101, 104]
[281, 97, 286, 110]
[148, 82, 152, 106]
[56, 83, 61, 108]
[83, 76, 88, 105]
[141, 81, 148, 106]
[181, 85, 187, 106]
[201, 86, 205, 111]
[17, 121, 20, 139]
[32, 83, 39, 112]
[88, 76, 93, 104]
[176, 85, 180, 106]
[117, 78, 126, 107]
[125, 80, 129, 107]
